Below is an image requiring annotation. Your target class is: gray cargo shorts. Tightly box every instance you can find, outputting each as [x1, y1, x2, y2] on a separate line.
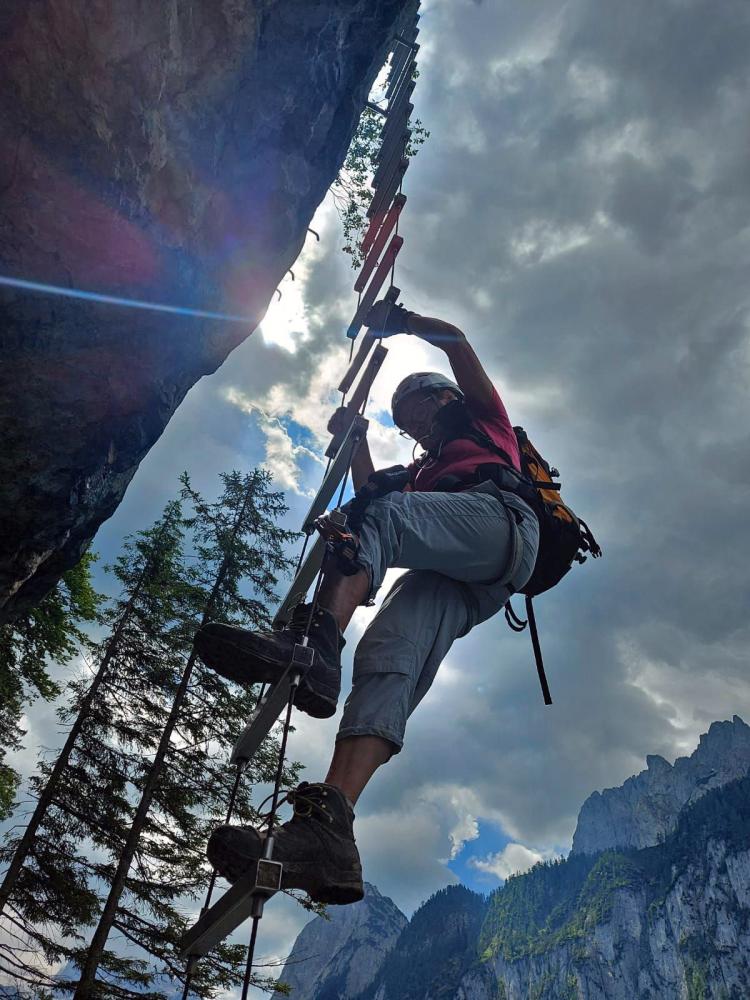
[336, 485, 539, 752]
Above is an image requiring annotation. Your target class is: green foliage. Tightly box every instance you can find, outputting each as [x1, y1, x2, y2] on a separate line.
[358, 885, 488, 1000]
[333, 61, 430, 266]
[0, 552, 103, 818]
[686, 961, 708, 1000]
[479, 773, 750, 977]
[0, 473, 303, 998]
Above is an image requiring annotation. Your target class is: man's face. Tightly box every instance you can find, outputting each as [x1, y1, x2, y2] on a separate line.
[397, 390, 455, 444]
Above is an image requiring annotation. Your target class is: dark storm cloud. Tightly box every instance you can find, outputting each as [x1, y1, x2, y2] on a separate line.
[341, 0, 750, 855]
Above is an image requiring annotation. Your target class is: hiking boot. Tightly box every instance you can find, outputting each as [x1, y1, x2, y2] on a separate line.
[193, 604, 343, 719]
[207, 782, 363, 905]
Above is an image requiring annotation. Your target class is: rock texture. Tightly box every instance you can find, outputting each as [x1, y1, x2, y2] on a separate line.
[0, 0, 417, 623]
[278, 883, 407, 1000]
[361, 885, 489, 1000]
[572, 715, 750, 855]
[483, 783, 750, 1000]
[281, 718, 750, 1000]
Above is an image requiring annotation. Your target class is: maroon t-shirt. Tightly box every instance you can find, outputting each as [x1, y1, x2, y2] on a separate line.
[408, 387, 520, 491]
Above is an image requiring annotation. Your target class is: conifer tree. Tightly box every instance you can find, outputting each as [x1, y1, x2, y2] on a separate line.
[0, 554, 102, 820]
[1, 472, 301, 998]
[69, 469, 299, 998]
[0, 500, 190, 991]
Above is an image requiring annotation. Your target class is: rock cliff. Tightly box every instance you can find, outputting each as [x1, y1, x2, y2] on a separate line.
[361, 884, 489, 1000]
[0, 0, 417, 623]
[572, 715, 750, 855]
[278, 883, 407, 1000]
[480, 773, 750, 999]
[281, 718, 750, 1000]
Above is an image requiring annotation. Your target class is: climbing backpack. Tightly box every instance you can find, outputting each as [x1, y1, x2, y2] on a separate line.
[497, 426, 601, 703]
[428, 401, 602, 703]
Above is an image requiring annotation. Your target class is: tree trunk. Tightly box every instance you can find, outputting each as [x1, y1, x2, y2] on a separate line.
[73, 490, 254, 998]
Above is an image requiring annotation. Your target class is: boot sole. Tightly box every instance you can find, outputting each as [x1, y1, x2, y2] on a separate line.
[194, 626, 338, 719]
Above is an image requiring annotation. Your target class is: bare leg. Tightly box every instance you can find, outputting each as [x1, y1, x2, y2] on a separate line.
[317, 567, 370, 633]
[324, 735, 396, 805]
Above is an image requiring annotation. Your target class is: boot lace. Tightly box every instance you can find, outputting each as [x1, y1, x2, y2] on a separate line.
[289, 603, 325, 636]
[256, 782, 335, 827]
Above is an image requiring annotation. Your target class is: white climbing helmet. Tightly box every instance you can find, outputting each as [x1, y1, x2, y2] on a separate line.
[391, 372, 463, 427]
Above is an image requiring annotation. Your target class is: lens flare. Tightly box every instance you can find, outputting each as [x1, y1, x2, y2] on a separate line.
[0, 275, 253, 324]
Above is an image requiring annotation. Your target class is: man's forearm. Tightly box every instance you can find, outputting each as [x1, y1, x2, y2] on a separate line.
[350, 440, 375, 492]
[405, 314, 466, 354]
[405, 312, 495, 410]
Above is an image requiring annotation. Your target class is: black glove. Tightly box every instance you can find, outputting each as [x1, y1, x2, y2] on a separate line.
[365, 465, 412, 495]
[364, 299, 416, 336]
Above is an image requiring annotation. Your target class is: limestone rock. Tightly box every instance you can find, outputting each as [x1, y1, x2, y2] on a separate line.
[0, 0, 418, 622]
[278, 883, 407, 1000]
[572, 715, 750, 854]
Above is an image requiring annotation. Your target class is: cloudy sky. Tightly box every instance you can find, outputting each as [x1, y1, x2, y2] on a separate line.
[11, 0, 750, 987]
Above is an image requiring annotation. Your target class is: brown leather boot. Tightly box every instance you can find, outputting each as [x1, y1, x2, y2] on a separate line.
[194, 603, 343, 719]
[207, 782, 363, 905]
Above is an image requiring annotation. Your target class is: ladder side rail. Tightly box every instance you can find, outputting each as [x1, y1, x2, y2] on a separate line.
[300, 415, 369, 531]
[353, 197, 406, 294]
[326, 345, 388, 457]
[347, 236, 403, 339]
[272, 535, 327, 628]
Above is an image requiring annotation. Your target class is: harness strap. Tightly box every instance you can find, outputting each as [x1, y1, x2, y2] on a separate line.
[504, 599, 527, 632]
[526, 595, 552, 706]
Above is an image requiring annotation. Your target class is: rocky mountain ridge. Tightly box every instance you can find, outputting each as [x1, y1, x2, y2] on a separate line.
[279, 883, 407, 1000]
[281, 717, 750, 1000]
[572, 715, 750, 855]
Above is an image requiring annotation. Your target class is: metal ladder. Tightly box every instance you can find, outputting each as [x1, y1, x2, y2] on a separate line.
[178, 13, 420, 996]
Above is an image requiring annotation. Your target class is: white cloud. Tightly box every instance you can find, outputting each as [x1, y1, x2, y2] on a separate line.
[223, 387, 325, 496]
[470, 842, 546, 882]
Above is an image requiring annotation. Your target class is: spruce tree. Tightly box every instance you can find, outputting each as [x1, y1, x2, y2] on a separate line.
[0, 553, 102, 820]
[1, 472, 301, 998]
[69, 469, 299, 998]
[0, 500, 190, 990]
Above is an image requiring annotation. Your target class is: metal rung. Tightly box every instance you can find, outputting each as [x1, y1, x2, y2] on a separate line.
[366, 100, 387, 117]
[179, 858, 283, 959]
[382, 80, 416, 144]
[354, 196, 406, 294]
[346, 238, 403, 339]
[372, 129, 410, 191]
[326, 345, 388, 457]
[339, 286, 399, 392]
[230, 666, 299, 764]
[273, 535, 327, 628]
[387, 49, 417, 102]
[301, 415, 369, 531]
[375, 103, 412, 164]
[367, 160, 408, 224]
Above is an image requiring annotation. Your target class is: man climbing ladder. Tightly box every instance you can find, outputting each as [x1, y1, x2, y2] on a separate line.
[193, 298, 540, 905]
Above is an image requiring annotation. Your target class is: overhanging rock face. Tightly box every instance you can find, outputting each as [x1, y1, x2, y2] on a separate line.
[0, 0, 417, 622]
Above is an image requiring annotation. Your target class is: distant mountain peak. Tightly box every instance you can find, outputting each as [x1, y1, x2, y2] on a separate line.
[278, 881, 407, 1000]
[572, 715, 750, 854]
